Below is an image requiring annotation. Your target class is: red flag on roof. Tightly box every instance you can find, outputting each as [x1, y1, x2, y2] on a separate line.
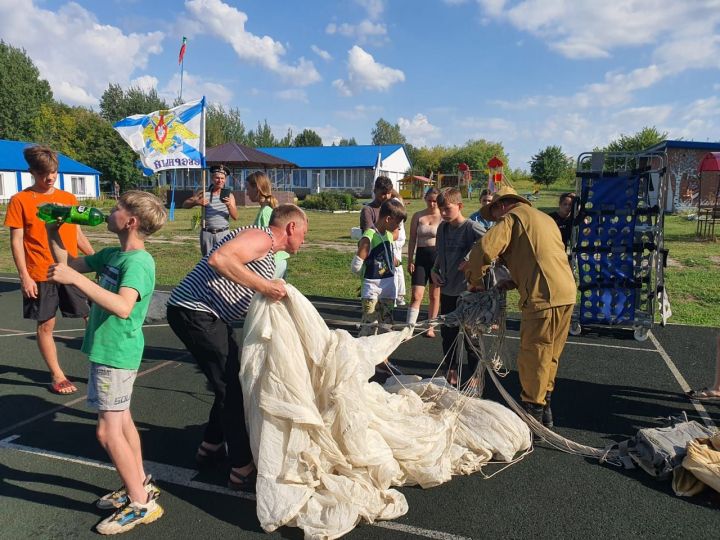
[178, 36, 187, 65]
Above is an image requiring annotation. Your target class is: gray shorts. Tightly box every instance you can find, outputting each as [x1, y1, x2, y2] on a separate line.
[87, 363, 138, 411]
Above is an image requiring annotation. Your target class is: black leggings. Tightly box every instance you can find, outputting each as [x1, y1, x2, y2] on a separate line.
[167, 305, 252, 467]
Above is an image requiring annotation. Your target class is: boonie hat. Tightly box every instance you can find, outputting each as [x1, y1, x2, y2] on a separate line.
[480, 185, 532, 221]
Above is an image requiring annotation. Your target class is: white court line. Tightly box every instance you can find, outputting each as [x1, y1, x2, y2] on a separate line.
[0, 435, 471, 540]
[648, 331, 717, 430]
[0, 359, 180, 437]
[0, 323, 169, 338]
[501, 334, 656, 353]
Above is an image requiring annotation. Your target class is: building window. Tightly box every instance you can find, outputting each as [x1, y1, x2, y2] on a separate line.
[292, 169, 308, 187]
[71, 176, 86, 195]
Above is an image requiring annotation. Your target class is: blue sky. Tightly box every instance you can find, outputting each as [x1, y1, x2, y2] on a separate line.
[1, 0, 719, 169]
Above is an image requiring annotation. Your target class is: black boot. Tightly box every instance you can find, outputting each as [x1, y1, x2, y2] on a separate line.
[521, 401, 544, 442]
[521, 401, 544, 423]
[543, 392, 554, 428]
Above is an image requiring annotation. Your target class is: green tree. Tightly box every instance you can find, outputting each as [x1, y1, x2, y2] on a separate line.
[99, 83, 168, 123]
[602, 126, 668, 153]
[247, 120, 277, 147]
[408, 144, 446, 177]
[206, 103, 246, 147]
[371, 118, 406, 145]
[0, 41, 53, 140]
[293, 128, 323, 147]
[506, 167, 533, 186]
[439, 139, 508, 175]
[73, 107, 146, 190]
[337, 137, 357, 146]
[30, 102, 78, 158]
[530, 145, 574, 187]
[277, 128, 294, 147]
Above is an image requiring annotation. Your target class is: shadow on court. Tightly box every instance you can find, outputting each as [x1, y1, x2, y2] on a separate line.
[1, 281, 719, 539]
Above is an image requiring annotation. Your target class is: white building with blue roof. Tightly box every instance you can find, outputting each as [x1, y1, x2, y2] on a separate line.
[254, 144, 410, 196]
[0, 139, 101, 202]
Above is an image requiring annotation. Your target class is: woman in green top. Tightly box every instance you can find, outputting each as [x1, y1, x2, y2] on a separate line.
[246, 171, 289, 277]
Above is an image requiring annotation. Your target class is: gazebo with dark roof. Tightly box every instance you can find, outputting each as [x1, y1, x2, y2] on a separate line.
[206, 142, 296, 169]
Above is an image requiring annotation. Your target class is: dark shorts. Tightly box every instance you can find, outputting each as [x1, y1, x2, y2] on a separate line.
[411, 246, 437, 287]
[23, 281, 90, 322]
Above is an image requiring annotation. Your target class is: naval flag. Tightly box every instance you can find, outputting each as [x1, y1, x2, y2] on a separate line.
[113, 97, 206, 175]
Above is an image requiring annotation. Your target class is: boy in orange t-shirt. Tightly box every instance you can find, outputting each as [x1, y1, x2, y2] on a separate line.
[3, 145, 94, 394]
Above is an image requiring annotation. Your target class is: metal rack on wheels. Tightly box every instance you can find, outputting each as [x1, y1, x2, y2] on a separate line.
[569, 151, 670, 341]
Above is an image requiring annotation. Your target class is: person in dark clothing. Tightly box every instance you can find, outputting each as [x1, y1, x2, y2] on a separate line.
[549, 192, 575, 249]
[360, 176, 394, 232]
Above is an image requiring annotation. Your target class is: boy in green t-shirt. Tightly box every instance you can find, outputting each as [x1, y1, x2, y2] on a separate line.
[46, 191, 167, 535]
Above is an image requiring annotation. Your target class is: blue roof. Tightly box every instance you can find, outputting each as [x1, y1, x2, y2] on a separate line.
[0, 139, 100, 174]
[257, 144, 405, 169]
[645, 139, 720, 153]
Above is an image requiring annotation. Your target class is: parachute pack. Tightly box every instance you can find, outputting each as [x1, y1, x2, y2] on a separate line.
[612, 413, 715, 479]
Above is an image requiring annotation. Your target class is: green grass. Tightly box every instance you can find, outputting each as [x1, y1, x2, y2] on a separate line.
[1, 194, 718, 327]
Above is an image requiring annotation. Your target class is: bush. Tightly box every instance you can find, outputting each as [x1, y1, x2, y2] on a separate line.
[301, 192, 357, 211]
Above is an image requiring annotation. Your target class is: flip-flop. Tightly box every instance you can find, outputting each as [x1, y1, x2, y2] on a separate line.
[195, 442, 227, 467]
[228, 469, 257, 492]
[49, 379, 77, 395]
[686, 388, 720, 402]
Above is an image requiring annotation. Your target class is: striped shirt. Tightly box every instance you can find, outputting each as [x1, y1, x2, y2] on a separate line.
[168, 226, 276, 323]
[203, 190, 230, 230]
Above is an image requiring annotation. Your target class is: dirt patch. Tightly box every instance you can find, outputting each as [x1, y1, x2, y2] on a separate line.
[710, 255, 720, 265]
[666, 256, 685, 269]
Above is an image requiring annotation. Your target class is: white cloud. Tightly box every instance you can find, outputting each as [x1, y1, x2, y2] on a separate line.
[471, 0, 720, 67]
[326, 19, 388, 44]
[0, 1, 163, 105]
[311, 124, 343, 145]
[611, 105, 673, 127]
[333, 46, 404, 96]
[130, 75, 159, 92]
[398, 114, 442, 146]
[275, 89, 309, 103]
[458, 116, 518, 140]
[355, 0, 385, 20]
[185, 0, 320, 87]
[335, 104, 383, 120]
[476, 0, 507, 17]
[161, 72, 233, 105]
[671, 96, 720, 140]
[311, 45, 332, 61]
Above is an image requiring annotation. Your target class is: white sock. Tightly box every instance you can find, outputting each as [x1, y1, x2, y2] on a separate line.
[406, 307, 419, 325]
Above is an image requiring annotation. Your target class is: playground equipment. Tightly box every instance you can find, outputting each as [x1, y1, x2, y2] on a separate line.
[398, 175, 435, 199]
[570, 151, 670, 341]
[695, 152, 720, 239]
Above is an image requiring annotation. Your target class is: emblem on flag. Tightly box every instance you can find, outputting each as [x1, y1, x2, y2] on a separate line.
[113, 97, 206, 174]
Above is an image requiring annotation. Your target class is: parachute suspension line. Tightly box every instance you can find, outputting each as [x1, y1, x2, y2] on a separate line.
[442, 289, 624, 467]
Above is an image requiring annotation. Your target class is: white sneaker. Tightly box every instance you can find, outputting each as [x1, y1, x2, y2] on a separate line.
[96, 495, 164, 535]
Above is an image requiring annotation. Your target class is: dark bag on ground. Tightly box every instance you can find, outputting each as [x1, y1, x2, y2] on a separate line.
[614, 413, 715, 479]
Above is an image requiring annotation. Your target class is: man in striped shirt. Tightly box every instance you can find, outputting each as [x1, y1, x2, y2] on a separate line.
[167, 204, 307, 492]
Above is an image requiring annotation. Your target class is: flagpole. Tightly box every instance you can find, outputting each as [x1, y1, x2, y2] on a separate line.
[201, 98, 207, 232]
[169, 169, 176, 221]
[180, 57, 184, 103]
